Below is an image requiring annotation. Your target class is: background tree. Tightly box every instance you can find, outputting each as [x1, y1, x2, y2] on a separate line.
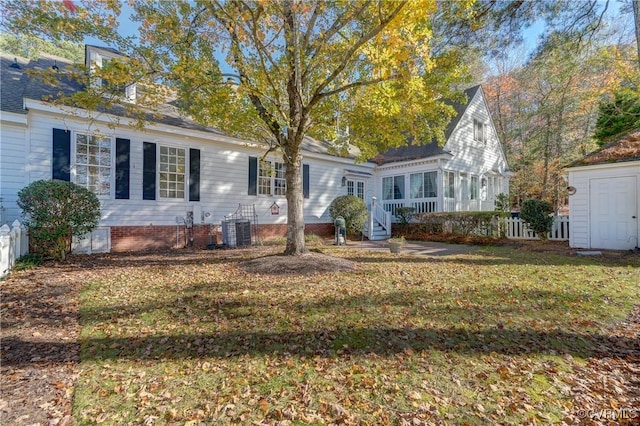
[0, 33, 83, 61]
[3, 0, 472, 256]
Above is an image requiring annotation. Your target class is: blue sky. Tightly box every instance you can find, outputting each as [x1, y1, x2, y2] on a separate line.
[89, 0, 627, 75]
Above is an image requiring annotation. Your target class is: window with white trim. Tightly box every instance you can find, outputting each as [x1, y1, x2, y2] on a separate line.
[444, 171, 455, 198]
[409, 171, 437, 199]
[75, 133, 112, 196]
[259, 160, 286, 196]
[382, 175, 405, 200]
[473, 118, 486, 144]
[346, 179, 365, 199]
[159, 146, 186, 199]
[470, 175, 479, 200]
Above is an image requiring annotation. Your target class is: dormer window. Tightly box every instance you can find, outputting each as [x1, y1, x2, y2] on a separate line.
[473, 118, 486, 144]
[85, 45, 136, 103]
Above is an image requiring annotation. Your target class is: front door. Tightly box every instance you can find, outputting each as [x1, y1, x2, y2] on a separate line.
[589, 176, 638, 250]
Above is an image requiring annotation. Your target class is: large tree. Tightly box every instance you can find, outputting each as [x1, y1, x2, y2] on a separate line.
[3, 0, 471, 255]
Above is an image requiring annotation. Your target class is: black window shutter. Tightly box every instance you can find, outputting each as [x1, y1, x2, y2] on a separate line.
[52, 128, 71, 181]
[143, 142, 156, 200]
[303, 164, 310, 199]
[115, 138, 130, 199]
[248, 156, 258, 196]
[189, 148, 201, 201]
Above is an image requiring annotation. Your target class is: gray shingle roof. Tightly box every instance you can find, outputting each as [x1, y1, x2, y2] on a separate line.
[1, 53, 30, 114]
[371, 85, 481, 165]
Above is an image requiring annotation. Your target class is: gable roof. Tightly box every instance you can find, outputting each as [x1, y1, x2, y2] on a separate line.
[1, 50, 358, 159]
[371, 85, 481, 165]
[567, 130, 640, 167]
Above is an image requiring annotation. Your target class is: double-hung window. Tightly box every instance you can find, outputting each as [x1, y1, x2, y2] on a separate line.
[473, 118, 486, 144]
[75, 133, 112, 196]
[258, 160, 286, 196]
[159, 146, 186, 199]
[382, 175, 405, 200]
[409, 171, 437, 199]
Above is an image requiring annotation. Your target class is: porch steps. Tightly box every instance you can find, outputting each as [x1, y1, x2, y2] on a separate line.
[367, 223, 389, 241]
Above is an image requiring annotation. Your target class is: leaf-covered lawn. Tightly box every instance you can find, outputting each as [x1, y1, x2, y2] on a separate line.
[74, 246, 639, 425]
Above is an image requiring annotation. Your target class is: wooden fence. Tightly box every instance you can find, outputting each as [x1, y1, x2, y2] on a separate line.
[0, 220, 29, 279]
[506, 216, 569, 241]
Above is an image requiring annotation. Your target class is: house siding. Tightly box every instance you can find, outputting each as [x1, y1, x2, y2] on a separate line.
[568, 161, 640, 249]
[0, 121, 27, 224]
[2, 108, 374, 247]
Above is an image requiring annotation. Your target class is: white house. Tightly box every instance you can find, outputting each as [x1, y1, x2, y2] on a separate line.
[0, 47, 510, 252]
[566, 130, 640, 250]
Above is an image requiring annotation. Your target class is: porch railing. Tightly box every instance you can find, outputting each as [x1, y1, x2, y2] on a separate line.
[383, 198, 438, 218]
[371, 197, 392, 234]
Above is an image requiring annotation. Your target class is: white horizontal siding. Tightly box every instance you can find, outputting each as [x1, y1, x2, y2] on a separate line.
[0, 123, 27, 223]
[568, 163, 640, 249]
[24, 109, 372, 229]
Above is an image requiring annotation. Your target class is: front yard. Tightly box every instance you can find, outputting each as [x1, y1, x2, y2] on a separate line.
[2, 244, 639, 425]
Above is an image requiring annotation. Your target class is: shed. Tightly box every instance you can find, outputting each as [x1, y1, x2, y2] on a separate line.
[566, 130, 640, 250]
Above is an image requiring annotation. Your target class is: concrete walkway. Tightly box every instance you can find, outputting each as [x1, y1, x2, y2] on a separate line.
[343, 239, 478, 257]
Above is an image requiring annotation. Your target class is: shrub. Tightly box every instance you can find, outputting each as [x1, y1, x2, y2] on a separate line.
[17, 179, 101, 260]
[494, 193, 510, 212]
[520, 198, 554, 240]
[395, 207, 415, 225]
[329, 195, 369, 236]
[13, 253, 44, 271]
[413, 211, 510, 238]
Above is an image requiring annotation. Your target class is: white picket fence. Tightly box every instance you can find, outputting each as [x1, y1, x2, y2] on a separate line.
[506, 216, 569, 241]
[0, 220, 29, 279]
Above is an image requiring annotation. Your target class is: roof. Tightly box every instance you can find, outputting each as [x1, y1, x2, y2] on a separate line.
[371, 85, 481, 165]
[567, 130, 640, 167]
[1, 50, 355, 158]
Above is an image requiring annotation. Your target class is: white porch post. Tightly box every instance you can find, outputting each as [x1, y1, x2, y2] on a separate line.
[369, 197, 376, 239]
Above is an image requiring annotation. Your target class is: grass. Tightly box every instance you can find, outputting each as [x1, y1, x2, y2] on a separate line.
[73, 246, 639, 425]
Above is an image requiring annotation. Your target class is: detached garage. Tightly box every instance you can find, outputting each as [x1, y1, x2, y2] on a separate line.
[566, 130, 640, 250]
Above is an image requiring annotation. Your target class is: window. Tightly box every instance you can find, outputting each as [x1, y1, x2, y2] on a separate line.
[473, 118, 486, 143]
[258, 160, 286, 196]
[347, 179, 365, 199]
[444, 171, 455, 198]
[409, 171, 437, 199]
[75, 133, 112, 196]
[382, 175, 405, 200]
[159, 146, 186, 199]
[470, 175, 479, 200]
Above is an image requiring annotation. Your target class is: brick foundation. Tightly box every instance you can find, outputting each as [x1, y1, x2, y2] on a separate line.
[110, 223, 334, 252]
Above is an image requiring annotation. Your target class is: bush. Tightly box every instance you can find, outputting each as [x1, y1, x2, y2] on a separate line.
[13, 253, 44, 271]
[17, 179, 101, 260]
[329, 195, 369, 236]
[520, 198, 554, 240]
[413, 211, 510, 238]
[494, 193, 510, 212]
[395, 207, 415, 225]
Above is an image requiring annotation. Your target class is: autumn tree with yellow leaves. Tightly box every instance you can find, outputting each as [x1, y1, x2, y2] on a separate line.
[3, 0, 472, 255]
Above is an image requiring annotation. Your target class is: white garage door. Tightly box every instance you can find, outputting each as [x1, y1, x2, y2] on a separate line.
[590, 176, 638, 250]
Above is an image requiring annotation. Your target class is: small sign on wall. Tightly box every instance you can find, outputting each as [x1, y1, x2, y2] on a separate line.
[270, 201, 280, 215]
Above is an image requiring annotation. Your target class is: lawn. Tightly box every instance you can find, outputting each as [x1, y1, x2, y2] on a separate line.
[73, 245, 639, 425]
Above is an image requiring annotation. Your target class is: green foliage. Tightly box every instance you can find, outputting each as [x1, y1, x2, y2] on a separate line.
[329, 196, 369, 236]
[594, 88, 640, 144]
[0, 33, 83, 62]
[494, 193, 510, 212]
[520, 198, 554, 240]
[13, 253, 44, 271]
[17, 180, 101, 260]
[394, 207, 415, 225]
[414, 211, 510, 237]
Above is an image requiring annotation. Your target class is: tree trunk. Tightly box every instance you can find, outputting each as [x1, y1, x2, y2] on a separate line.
[283, 152, 306, 255]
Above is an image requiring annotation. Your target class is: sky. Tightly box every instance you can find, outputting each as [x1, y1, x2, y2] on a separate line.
[86, 0, 629, 76]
